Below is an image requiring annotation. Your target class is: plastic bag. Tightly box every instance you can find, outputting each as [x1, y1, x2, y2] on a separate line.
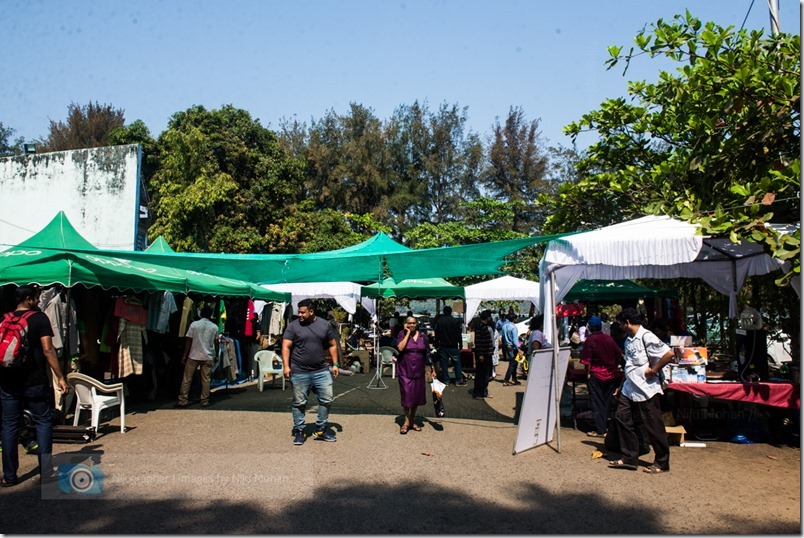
[431, 378, 446, 417]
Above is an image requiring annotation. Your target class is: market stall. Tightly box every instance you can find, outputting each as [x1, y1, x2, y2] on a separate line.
[464, 275, 541, 323]
[520, 214, 797, 454]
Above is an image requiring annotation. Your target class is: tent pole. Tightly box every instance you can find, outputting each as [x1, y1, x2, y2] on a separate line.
[551, 271, 561, 453]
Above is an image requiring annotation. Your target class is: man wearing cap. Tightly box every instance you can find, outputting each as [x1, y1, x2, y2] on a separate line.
[579, 315, 623, 438]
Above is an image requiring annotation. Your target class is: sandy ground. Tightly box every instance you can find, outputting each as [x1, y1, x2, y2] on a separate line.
[0, 363, 800, 535]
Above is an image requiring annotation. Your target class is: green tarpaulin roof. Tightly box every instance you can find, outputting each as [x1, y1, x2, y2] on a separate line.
[361, 277, 464, 299]
[61, 232, 570, 284]
[563, 279, 676, 302]
[0, 213, 289, 301]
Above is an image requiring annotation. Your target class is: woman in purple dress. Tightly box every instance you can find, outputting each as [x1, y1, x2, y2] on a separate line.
[396, 317, 434, 434]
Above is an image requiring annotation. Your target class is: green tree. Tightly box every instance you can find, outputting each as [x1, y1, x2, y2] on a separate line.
[387, 101, 483, 229]
[551, 13, 799, 284]
[0, 122, 25, 156]
[148, 105, 305, 253]
[295, 104, 391, 219]
[40, 101, 125, 152]
[484, 107, 553, 233]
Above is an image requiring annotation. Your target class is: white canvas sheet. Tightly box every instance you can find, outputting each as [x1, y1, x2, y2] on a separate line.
[538, 215, 793, 345]
[263, 282, 363, 314]
[464, 275, 541, 322]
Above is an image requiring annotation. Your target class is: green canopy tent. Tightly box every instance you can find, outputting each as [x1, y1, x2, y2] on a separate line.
[49, 232, 572, 285]
[0, 213, 289, 301]
[360, 277, 465, 299]
[144, 236, 288, 301]
[562, 279, 676, 302]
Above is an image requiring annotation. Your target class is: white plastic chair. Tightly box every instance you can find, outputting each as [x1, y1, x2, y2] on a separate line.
[67, 372, 126, 433]
[379, 346, 398, 378]
[254, 350, 285, 391]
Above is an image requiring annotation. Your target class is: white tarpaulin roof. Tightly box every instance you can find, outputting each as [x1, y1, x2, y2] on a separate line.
[538, 215, 795, 343]
[464, 275, 541, 322]
[263, 282, 363, 314]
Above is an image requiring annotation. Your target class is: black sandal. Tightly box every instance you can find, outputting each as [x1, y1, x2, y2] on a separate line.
[399, 424, 409, 435]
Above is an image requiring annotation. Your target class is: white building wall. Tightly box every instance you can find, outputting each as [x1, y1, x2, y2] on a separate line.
[0, 144, 142, 250]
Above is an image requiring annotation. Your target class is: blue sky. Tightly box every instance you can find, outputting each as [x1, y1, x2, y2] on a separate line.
[1, 0, 799, 150]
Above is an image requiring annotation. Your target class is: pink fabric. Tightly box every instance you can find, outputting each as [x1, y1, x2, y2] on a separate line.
[667, 382, 800, 409]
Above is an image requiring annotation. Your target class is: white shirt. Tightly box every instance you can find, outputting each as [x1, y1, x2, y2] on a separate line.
[578, 325, 588, 342]
[186, 318, 219, 362]
[621, 326, 671, 402]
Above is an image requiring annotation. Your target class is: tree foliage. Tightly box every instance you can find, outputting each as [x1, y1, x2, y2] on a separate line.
[549, 13, 799, 284]
[40, 101, 125, 152]
[0, 122, 25, 156]
[148, 105, 306, 253]
[484, 107, 553, 234]
[388, 101, 484, 228]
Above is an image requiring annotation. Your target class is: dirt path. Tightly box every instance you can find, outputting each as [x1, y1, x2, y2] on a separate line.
[0, 367, 799, 534]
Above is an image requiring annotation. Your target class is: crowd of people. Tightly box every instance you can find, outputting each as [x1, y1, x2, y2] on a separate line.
[1, 288, 681, 483]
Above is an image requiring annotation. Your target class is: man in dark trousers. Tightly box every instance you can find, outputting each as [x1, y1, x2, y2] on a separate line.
[580, 315, 623, 437]
[282, 299, 340, 446]
[471, 310, 495, 399]
[0, 285, 68, 486]
[434, 305, 464, 386]
[608, 307, 674, 474]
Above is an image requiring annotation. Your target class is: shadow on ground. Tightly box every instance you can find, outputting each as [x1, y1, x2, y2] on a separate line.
[1, 476, 796, 534]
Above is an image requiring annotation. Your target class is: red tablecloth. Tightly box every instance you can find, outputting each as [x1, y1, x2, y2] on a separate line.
[667, 381, 800, 409]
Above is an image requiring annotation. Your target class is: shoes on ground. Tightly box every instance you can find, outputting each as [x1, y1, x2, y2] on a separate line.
[587, 431, 606, 438]
[293, 431, 306, 445]
[456, 381, 468, 386]
[200, 401, 210, 407]
[0, 476, 19, 487]
[314, 430, 336, 442]
[173, 402, 188, 408]
[23, 441, 39, 454]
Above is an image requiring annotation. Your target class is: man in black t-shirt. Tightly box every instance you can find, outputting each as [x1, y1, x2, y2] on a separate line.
[282, 299, 339, 446]
[434, 305, 464, 386]
[0, 285, 68, 487]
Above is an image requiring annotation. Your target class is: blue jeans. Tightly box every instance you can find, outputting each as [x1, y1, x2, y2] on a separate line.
[438, 347, 462, 385]
[290, 369, 333, 433]
[502, 345, 519, 383]
[1, 383, 54, 482]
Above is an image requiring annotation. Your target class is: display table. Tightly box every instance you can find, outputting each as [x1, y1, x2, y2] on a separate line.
[666, 381, 800, 410]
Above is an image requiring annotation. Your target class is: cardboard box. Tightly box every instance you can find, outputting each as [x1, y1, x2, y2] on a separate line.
[665, 425, 687, 445]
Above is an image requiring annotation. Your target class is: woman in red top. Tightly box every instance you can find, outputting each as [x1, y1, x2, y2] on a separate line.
[580, 316, 623, 437]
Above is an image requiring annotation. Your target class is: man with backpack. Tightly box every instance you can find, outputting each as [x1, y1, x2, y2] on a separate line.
[0, 285, 68, 486]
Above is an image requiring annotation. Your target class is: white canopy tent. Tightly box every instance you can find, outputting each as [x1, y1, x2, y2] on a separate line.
[517, 214, 796, 455]
[262, 282, 364, 315]
[464, 275, 541, 322]
[538, 215, 796, 345]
